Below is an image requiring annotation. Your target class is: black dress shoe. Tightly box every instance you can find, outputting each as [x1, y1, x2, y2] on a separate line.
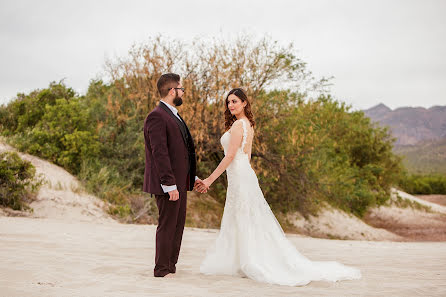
[154, 269, 170, 277]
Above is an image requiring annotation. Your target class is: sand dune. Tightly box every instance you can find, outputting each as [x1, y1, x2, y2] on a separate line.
[0, 139, 417, 241]
[287, 204, 403, 241]
[0, 140, 113, 223]
[393, 189, 446, 214]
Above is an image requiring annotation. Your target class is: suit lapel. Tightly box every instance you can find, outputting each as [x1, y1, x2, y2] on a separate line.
[158, 101, 188, 146]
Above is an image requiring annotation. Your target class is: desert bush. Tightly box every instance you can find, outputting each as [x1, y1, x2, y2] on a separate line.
[0, 35, 405, 221]
[1, 83, 100, 174]
[100, 35, 403, 217]
[0, 152, 43, 210]
[398, 173, 446, 194]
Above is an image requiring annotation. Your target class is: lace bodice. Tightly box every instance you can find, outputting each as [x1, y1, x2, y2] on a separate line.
[220, 118, 250, 162]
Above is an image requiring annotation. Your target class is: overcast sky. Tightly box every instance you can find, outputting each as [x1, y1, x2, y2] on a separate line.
[1, 0, 445, 110]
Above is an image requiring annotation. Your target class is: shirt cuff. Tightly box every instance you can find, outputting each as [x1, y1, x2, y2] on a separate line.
[195, 176, 199, 182]
[161, 184, 177, 193]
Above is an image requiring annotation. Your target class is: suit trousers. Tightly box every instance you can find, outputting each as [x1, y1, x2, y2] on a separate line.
[154, 190, 188, 277]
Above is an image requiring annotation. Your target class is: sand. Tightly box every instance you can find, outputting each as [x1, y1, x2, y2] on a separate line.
[416, 194, 446, 207]
[394, 189, 446, 214]
[2, 138, 446, 296]
[287, 205, 403, 241]
[0, 216, 445, 297]
[285, 188, 446, 241]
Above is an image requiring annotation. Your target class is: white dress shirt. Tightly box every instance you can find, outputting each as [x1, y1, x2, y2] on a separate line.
[160, 100, 182, 122]
[159, 100, 198, 193]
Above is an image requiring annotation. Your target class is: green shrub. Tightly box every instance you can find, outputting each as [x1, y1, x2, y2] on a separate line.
[0, 81, 76, 135]
[0, 152, 43, 210]
[0, 36, 407, 222]
[2, 84, 101, 174]
[398, 173, 446, 194]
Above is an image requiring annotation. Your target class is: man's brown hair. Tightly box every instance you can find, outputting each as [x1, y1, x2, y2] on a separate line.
[157, 73, 180, 98]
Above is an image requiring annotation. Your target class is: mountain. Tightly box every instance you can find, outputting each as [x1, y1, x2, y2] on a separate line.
[363, 103, 392, 121]
[363, 103, 446, 146]
[392, 137, 446, 174]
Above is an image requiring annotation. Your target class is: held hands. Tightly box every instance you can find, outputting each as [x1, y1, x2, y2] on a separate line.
[194, 178, 212, 193]
[168, 179, 211, 198]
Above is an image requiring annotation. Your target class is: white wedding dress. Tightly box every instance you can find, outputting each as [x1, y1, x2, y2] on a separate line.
[199, 119, 362, 286]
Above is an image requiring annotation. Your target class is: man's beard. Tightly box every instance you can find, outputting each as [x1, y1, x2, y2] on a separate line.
[173, 96, 183, 106]
[173, 90, 183, 106]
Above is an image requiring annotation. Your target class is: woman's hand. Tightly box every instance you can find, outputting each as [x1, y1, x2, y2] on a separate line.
[202, 178, 212, 190]
[195, 178, 212, 193]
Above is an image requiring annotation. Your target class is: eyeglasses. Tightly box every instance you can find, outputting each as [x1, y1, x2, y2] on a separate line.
[168, 87, 185, 92]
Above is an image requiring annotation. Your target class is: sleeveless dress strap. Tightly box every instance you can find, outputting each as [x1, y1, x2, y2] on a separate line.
[240, 119, 248, 152]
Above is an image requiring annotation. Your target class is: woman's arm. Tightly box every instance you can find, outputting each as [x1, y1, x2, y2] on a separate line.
[201, 120, 244, 189]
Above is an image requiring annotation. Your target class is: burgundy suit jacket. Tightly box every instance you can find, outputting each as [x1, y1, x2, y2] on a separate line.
[143, 101, 196, 195]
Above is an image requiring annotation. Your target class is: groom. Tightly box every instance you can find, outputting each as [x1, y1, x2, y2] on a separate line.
[143, 73, 202, 277]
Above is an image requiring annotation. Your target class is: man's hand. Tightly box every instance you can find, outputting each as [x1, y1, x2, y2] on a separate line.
[194, 178, 202, 189]
[194, 178, 211, 193]
[194, 179, 207, 193]
[168, 189, 180, 201]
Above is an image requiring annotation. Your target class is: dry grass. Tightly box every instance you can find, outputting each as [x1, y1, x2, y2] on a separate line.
[185, 192, 224, 229]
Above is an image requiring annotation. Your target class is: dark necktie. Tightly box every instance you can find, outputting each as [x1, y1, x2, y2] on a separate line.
[176, 112, 184, 123]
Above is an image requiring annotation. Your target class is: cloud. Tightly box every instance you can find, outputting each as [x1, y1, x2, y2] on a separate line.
[1, 0, 445, 109]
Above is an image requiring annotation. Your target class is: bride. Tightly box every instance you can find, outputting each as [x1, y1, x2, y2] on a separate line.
[195, 88, 362, 286]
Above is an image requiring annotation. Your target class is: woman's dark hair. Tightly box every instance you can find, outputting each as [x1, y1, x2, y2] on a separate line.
[224, 88, 255, 131]
[157, 73, 180, 98]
